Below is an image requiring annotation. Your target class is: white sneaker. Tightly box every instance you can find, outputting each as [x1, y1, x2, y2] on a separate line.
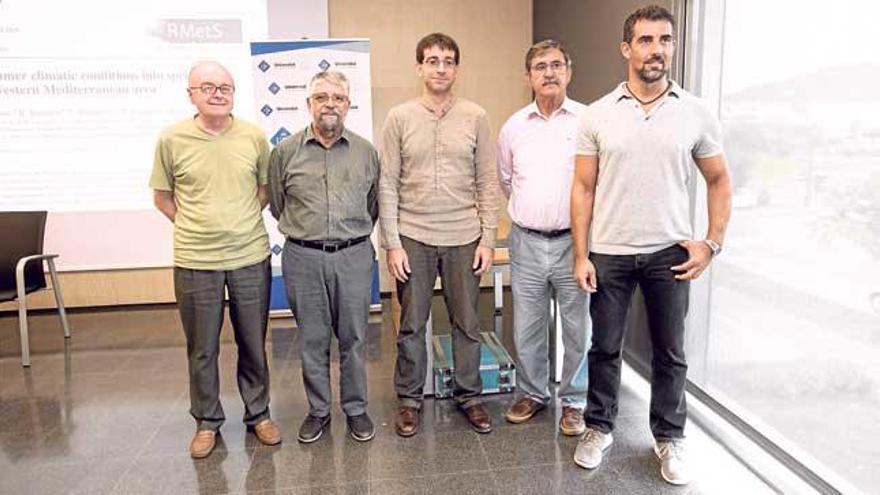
[655, 439, 691, 485]
[573, 427, 613, 469]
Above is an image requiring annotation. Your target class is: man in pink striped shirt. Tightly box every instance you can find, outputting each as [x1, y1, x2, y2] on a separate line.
[496, 40, 591, 436]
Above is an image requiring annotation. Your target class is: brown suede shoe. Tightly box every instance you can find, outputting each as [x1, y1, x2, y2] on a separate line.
[505, 397, 545, 424]
[559, 406, 586, 436]
[190, 429, 217, 459]
[463, 404, 492, 434]
[395, 406, 420, 437]
[252, 419, 282, 446]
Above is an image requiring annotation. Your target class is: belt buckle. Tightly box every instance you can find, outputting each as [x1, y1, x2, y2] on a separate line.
[323, 243, 339, 253]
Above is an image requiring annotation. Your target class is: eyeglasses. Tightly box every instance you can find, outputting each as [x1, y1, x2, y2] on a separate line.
[530, 61, 568, 73]
[189, 83, 235, 95]
[310, 93, 349, 105]
[423, 57, 457, 69]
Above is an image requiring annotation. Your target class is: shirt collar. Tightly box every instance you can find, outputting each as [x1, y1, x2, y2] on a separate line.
[420, 94, 457, 117]
[304, 124, 350, 147]
[614, 80, 682, 103]
[527, 97, 578, 120]
[192, 113, 235, 136]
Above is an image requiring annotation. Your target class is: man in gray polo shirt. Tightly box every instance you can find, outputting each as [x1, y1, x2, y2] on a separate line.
[269, 70, 379, 443]
[570, 5, 731, 486]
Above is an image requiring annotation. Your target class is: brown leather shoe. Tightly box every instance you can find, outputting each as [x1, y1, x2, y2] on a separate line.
[252, 419, 282, 446]
[190, 429, 217, 459]
[463, 404, 492, 434]
[395, 406, 420, 437]
[559, 406, 586, 436]
[505, 397, 545, 424]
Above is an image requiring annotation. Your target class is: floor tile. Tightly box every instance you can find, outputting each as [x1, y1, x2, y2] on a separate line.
[0, 292, 774, 494]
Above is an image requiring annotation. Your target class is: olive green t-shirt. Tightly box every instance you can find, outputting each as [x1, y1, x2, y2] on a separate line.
[150, 117, 270, 270]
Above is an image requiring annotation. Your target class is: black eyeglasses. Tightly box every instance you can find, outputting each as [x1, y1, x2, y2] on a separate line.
[189, 83, 235, 95]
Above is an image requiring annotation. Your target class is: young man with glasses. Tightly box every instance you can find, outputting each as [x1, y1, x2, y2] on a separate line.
[268, 70, 379, 444]
[570, 5, 732, 485]
[150, 61, 281, 459]
[496, 40, 591, 436]
[380, 33, 501, 436]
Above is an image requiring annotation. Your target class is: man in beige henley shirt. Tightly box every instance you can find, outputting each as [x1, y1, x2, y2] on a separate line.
[379, 33, 501, 436]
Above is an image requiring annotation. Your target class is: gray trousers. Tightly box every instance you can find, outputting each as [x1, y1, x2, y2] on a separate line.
[395, 236, 483, 410]
[282, 240, 374, 417]
[173, 257, 272, 431]
[509, 224, 590, 409]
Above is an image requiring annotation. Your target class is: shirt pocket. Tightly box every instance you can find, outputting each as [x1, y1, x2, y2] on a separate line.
[336, 163, 370, 222]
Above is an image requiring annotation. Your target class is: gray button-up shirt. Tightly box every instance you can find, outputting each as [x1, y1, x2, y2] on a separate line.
[269, 125, 379, 241]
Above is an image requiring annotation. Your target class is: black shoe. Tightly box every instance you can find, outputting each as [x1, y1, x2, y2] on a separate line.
[347, 413, 375, 442]
[297, 414, 330, 443]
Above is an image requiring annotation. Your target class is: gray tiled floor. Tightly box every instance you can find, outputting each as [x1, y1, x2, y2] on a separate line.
[0, 291, 774, 494]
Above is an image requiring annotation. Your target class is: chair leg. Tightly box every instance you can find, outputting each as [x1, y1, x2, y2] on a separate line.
[46, 258, 71, 338]
[16, 274, 30, 367]
[493, 270, 503, 313]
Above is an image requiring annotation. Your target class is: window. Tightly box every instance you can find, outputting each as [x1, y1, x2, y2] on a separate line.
[690, 0, 880, 492]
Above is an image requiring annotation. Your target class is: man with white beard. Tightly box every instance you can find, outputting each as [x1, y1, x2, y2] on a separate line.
[268, 70, 380, 443]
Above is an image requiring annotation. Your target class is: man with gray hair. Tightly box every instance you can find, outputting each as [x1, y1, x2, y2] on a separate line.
[269, 70, 380, 443]
[151, 60, 282, 459]
[496, 39, 590, 436]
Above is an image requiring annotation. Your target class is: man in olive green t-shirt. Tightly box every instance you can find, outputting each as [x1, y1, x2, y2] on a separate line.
[150, 61, 281, 459]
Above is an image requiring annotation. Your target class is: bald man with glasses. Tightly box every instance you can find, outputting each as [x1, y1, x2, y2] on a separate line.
[151, 61, 281, 459]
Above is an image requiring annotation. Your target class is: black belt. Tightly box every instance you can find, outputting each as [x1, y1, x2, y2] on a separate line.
[288, 236, 368, 253]
[520, 225, 571, 239]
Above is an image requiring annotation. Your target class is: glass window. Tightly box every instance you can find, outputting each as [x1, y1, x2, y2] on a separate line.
[694, 0, 880, 491]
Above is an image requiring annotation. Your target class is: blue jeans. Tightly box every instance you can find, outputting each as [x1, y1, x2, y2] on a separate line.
[584, 245, 690, 440]
[509, 224, 589, 408]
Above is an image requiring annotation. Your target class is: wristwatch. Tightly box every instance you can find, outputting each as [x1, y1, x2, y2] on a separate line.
[703, 238, 722, 257]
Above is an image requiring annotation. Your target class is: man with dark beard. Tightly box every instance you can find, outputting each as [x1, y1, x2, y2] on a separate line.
[268, 70, 380, 443]
[570, 5, 732, 486]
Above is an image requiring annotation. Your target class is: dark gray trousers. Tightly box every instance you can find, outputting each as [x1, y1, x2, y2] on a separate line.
[282, 240, 374, 417]
[394, 236, 483, 410]
[173, 257, 272, 431]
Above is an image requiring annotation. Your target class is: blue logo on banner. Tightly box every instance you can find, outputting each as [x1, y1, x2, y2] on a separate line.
[271, 244, 282, 255]
[318, 59, 331, 71]
[271, 127, 291, 145]
[268, 82, 280, 94]
[261, 105, 273, 116]
[258, 60, 271, 72]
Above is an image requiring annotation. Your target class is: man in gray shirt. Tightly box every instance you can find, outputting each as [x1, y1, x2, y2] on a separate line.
[570, 5, 732, 486]
[380, 33, 500, 436]
[269, 70, 379, 443]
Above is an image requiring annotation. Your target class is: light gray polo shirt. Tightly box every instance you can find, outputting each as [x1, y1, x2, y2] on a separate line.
[576, 81, 723, 255]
